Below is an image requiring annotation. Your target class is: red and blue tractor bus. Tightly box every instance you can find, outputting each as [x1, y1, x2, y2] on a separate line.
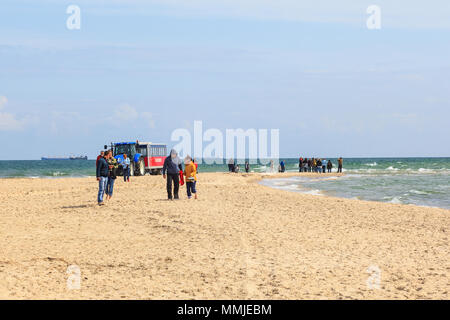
[108, 141, 167, 176]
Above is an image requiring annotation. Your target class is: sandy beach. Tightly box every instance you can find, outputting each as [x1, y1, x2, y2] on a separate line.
[0, 172, 448, 299]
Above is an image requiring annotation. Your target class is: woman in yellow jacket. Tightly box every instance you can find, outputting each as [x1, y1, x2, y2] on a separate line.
[184, 155, 197, 199]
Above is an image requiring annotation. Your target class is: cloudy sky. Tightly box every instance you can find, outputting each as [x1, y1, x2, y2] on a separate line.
[1, 0, 449, 159]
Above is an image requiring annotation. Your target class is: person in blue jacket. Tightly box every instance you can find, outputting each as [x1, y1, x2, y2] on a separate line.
[279, 160, 286, 172]
[162, 149, 183, 200]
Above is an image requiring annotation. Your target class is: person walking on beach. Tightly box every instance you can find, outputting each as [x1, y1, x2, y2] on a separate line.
[245, 161, 250, 173]
[337, 157, 343, 173]
[106, 151, 118, 200]
[327, 159, 333, 173]
[96, 150, 109, 206]
[184, 155, 198, 199]
[122, 154, 130, 182]
[96, 151, 104, 168]
[317, 159, 322, 173]
[321, 159, 326, 174]
[163, 149, 182, 200]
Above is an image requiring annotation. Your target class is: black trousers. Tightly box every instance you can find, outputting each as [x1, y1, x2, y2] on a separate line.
[166, 173, 179, 199]
[337, 166, 342, 173]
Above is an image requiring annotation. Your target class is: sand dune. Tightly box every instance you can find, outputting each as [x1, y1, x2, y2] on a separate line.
[0, 172, 448, 299]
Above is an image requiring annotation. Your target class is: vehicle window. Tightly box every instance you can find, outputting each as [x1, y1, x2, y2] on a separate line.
[114, 145, 131, 156]
[138, 146, 147, 157]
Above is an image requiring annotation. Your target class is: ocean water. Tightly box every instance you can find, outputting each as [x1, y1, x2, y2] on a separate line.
[1, 158, 449, 209]
[260, 158, 450, 209]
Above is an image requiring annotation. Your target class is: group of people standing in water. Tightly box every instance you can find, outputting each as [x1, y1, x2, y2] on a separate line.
[298, 157, 343, 173]
[228, 157, 343, 174]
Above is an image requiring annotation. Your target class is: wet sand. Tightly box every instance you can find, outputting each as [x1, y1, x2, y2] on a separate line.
[0, 172, 449, 299]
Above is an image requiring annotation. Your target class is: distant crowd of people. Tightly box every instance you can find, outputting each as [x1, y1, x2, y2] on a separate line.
[297, 157, 343, 173]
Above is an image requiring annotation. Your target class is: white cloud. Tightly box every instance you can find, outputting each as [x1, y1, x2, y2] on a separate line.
[109, 104, 139, 124]
[0, 96, 7, 110]
[0, 96, 38, 131]
[141, 111, 155, 128]
[107, 104, 156, 129]
[0, 112, 25, 131]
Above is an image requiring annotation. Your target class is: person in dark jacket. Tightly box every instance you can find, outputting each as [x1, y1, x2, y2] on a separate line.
[316, 159, 322, 173]
[96, 150, 110, 205]
[162, 149, 182, 200]
[321, 159, 326, 174]
[96, 151, 104, 168]
[245, 161, 250, 173]
[327, 160, 333, 173]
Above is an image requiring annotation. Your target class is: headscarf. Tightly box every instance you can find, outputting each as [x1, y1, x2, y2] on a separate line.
[169, 149, 181, 166]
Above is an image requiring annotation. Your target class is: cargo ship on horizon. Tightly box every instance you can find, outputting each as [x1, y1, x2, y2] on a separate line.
[41, 155, 88, 160]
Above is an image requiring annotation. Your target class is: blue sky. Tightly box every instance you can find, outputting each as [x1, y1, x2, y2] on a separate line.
[1, 0, 449, 159]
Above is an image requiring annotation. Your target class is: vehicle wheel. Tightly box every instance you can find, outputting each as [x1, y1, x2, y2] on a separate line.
[129, 162, 135, 176]
[137, 158, 145, 176]
[157, 169, 162, 175]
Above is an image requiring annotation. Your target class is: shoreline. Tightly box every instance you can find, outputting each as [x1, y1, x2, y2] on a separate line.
[1, 172, 449, 299]
[257, 172, 450, 210]
[2, 171, 449, 211]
